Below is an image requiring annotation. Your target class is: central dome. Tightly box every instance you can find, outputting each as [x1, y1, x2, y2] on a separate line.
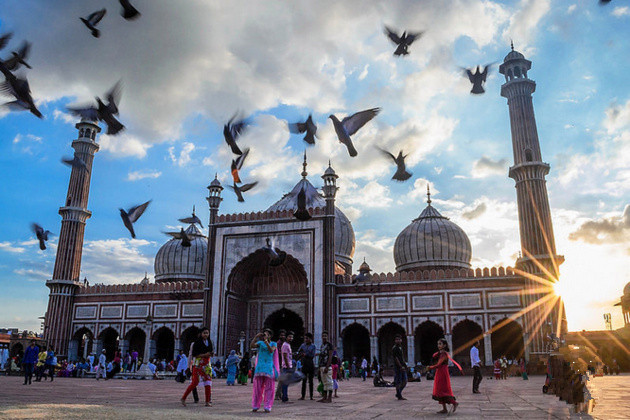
[154, 223, 207, 282]
[394, 200, 472, 273]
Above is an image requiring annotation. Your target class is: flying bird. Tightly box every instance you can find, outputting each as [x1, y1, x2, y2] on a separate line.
[261, 238, 287, 267]
[0, 32, 13, 51]
[66, 81, 125, 135]
[81, 9, 107, 38]
[0, 61, 42, 118]
[384, 26, 424, 56]
[178, 209, 203, 228]
[61, 155, 90, 173]
[377, 147, 412, 181]
[31, 223, 52, 251]
[228, 181, 257, 202]
[463, 64, 493, 94]
[293, 185, 312, 221]
[119, 200, 151, 238]
[119, 0, 141, 20]
[166, 228, 191, 247]
[231, 147, 250, 183]
[289, 114, 317, 145]
[329, 108, 380, 157]
[2, 41, 32, 70]
[223, 114, 249, 155]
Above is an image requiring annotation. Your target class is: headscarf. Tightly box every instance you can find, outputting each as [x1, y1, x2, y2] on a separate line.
[226, 350, 239, 367]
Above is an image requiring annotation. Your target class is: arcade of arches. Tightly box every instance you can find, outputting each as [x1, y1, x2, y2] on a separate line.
[414, 321, 443, 366]
[153, 327, 175, 361]
[224, 249, 308, 354]
[342, 323, 370, 362]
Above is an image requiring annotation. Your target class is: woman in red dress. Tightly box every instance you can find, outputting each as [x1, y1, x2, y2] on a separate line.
[428, 338, 458, 414]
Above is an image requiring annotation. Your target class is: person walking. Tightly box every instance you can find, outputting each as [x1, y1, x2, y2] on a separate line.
[22, 340, 39, 385]
[470, 341, 482, 393]
[176, 350, 188, 383]
[280, 331, 294, 403]
[428, 338, 460, 414]
[297, 333, 316, 400]
[181, 327, 213, 406]
[130, 349, 139, 373]
[360, 357, 368, 381]
[45, 347, 56, 381]
[317, 331, 334, 403]
[331, 356, 340, 398]
[274, 329, 286, 401]
[392, 334, 408, 401]
[251, 328, 279, 413]
[519, 357, 528, 380]
[35, 346, 47, 382]
[226, 350, 239, 386]
[96, 349, 107, 380]
[187, 341, 200, 403]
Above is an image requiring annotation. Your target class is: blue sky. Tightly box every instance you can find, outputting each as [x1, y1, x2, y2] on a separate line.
[0, 0, 629, 333]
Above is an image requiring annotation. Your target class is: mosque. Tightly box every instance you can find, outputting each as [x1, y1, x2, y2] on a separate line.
[42, 48, 567, 370]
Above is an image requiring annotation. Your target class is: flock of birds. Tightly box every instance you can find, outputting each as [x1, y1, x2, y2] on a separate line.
[4, 1, 616, 260]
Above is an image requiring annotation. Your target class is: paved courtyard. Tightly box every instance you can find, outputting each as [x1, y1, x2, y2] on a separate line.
[0, 374, 628, 419]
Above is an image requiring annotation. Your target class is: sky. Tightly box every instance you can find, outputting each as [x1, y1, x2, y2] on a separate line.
[0, 0, 628, 334]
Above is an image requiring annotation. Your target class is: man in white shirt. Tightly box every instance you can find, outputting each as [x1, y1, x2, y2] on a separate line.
[96, 350, 107, 380]
[470, 341, 482, 393]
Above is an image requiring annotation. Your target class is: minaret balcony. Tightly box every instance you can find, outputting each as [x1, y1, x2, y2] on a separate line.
[508, 161, 550, 183]
[501, 78, 536, 98]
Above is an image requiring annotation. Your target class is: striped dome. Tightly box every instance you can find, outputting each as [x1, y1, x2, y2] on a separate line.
[154, 224, 207, 282]
[394, 203, 472, 272]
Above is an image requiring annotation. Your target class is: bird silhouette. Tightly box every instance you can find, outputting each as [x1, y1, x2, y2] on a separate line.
[2, 40, 33, 71]
[261, 237, 287, 267]
[67, 81, 125, 135]
[464, 64, 493, 94]
[289, 114, 317, 145]
[81, 9, 107, 38]
[119, 0, 141, 20]
[231, 147, 250, 183]
[178, 208, 203, 228]
[293, 185, 312, 221]
[0, 61, 42, 118]
[119, 200, 151, 238]
[329, 108, 380, 157]
[61, 155, 90, 173]
[31, 223, 52, 251]
[377, 147, 412, 181]
[224, 114, 249, 155]
[228, 181, 257, 202]
[0, 32, 13, 51]
[166, 228, 191, 247]
[384, 26, 423, 56]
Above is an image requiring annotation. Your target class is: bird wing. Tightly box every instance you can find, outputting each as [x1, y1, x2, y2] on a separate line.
[376, 146, 396, 162]
[288, 121, 307, 134]
[465, 69, 474, 83]
[229, 119, 248, 139]
[15, 41, 30, 61]
[105, 80, 123, 114]
[0, 80, 17, 97]
[103, 114, 125, 135]
[88, 9, 107, 26]
[66, 105, 99, 121]
[481, 63, 493, 82]
[126, 200, 151, 223]
[239, 181, 258, 192]
[120, 0, 141, 20]
[2, 55, 19, 71]
[234, 147, 249, 170]
[31, 223, 43, 237]
[341, 108, 380, 136]
[0, 32, 13, 51]
[384, 26, 402, 44]
[404, 31, 424, 45]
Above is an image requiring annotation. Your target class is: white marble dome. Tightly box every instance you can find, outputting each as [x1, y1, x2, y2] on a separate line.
[266, 178, 355, 266]
[394, 202, 472, 272]
[154, 224, 207, 282]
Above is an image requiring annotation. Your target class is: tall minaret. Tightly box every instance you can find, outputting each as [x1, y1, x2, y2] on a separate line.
[44, 120, 101, 355]
[321, 160, 338, 343]
[500, 45, 566, 352]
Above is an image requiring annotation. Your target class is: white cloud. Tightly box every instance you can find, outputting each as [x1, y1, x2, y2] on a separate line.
[340, 180, 393, 209]
[99, 132, 152, 158]
[12, 134, 42, 144]
[0, 241, 26, 253]
[406, 178, 439, 202]
[81, 238, 155, 285]
[168, 142, 196, 167]
[471, 156, 508, 178]
[502, 0, 551, 53]
[567, 4, 576, 14]
[612, 7, 630, 17]
[127, 170, 162, 181]
[52, 109, 75, 124]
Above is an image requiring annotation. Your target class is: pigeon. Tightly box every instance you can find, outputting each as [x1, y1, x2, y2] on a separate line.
[81, 9, 107, 38]
[377, 147, 412, 181]
[261, 237, 287, 267]
[231, 147, 249, 183]
[2, 41, 32, 71]
[224, 114, 249, 155]
[464, 64, 493, 94]
[178, 208, 203, 228]
[289, 114, 317, 145]
[166, 228, 191, 247]
[0, 61, 43, 118]
[0, 32, 13, 51]
[31, 223, 52, 251]
[599, 0, 612, 4]
[329, 108, 380, 157]
[66, 81, 125, 135]
[293, 185, 312, 221]
[384, 26, 424, 56]
[61, 155, 90, 173]
[119, 200, 151, 238]
[228, 181, 257, 202]
[119, 0, 141, 20]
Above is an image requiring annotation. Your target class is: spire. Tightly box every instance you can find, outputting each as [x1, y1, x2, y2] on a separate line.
[192, 205, 196, 217]
[426, 184, 432, 206]
[511, 39, 514, 51]
[301, 150, 308, 179]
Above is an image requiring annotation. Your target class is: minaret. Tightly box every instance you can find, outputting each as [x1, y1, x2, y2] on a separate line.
[203, 174, 223, 325]
[500, 45, 566, 352]
[321, 160, 338, 342]
[45, 120, 101, 355]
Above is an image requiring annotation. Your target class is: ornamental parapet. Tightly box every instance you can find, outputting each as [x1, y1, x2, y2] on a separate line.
[76, 280, 204, 295]
[339, 266, 517, 285]
[216, 206, 325, 224]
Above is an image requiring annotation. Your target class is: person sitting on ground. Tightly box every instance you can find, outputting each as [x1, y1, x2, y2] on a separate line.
[373, 368, 394, 387]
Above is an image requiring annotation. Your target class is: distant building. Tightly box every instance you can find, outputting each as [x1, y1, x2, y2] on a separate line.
[42, 48, 566, 369]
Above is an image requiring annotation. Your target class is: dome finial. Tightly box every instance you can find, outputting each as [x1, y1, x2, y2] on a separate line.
[301, 150, 308, 179]
[511, 39, 514, 51]
[427, 183, 432, 206]
[192, 205, 196, 216]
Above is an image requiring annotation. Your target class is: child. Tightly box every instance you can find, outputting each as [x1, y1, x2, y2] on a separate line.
[331, 356, 340, 398]
[493, 359, 501, 380]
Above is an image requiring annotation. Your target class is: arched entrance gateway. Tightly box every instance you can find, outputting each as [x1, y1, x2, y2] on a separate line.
[264, 308, 304, 352]
[342, 323, 370, 363]
[224, 248, 308, 355]
[414, 321, 444, 365]
[70, 327, 94, 361]
[491, 318, 525, 360]
[452, 320, 484, 369]
[99, 327, 119, 360]
[153, 327, 175, 361]
[377, 322, 407, 371]
[125, 327, 146, 360]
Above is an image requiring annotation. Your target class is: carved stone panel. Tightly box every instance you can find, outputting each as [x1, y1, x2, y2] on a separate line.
[127, 305, 149, 318]
[488, 292, 520, 308]
[412, 295, 443, 310]
[182, 304, 203, 317]
[75, 306, 97, 319]
[154, 304, 177, 317]
[340, 298, 369, 313]
[100, 306, 122, 318]
[449, 293, 481, 309]
[376, 296, 406, 312]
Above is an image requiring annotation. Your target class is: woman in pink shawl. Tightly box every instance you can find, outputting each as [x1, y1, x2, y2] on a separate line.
[250, 328, 280, 413]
